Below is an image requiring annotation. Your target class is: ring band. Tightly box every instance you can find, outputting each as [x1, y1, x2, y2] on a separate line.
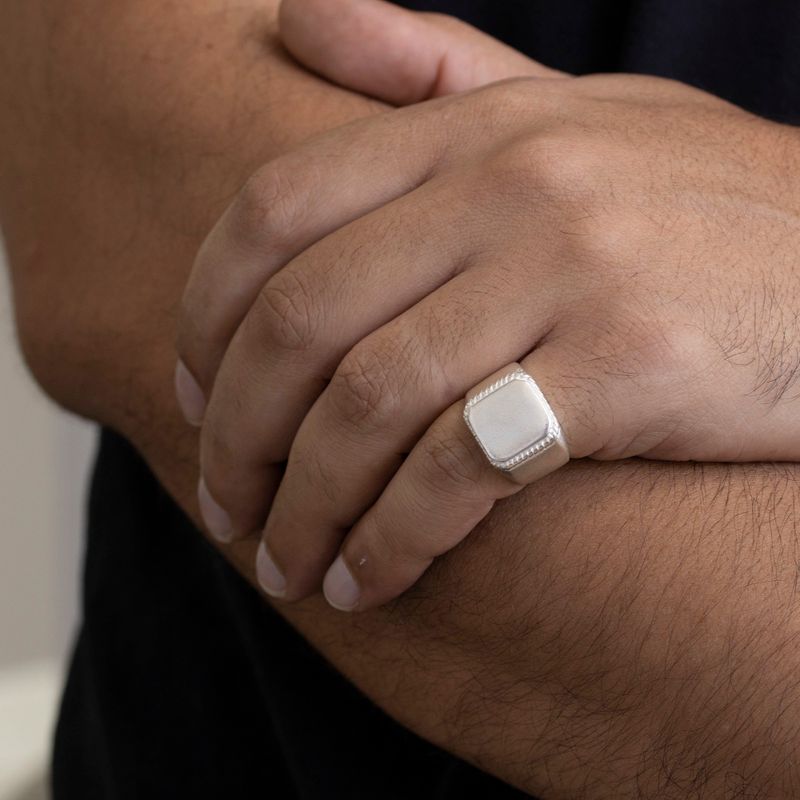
[463, 362, 569, 485]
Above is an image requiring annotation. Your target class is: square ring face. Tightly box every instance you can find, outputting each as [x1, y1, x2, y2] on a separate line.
[464, 371, 558, 469]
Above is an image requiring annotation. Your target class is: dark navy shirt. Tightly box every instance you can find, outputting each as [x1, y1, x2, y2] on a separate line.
[53, 3, 800, 798]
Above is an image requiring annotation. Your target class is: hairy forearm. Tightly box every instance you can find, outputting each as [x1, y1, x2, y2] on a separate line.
[372, 460, 800, 798]
[175, 450, 800, 799]
[2, 4, 799, 798]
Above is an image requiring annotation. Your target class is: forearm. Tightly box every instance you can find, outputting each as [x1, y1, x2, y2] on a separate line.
[157, 424, 800, 799]
[3, 4, 799, 798]
[349, 460, 800, 798]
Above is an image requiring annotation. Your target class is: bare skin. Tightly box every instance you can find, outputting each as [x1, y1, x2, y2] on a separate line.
[179, 1, 800, 615]
[2, 2, 800, 797]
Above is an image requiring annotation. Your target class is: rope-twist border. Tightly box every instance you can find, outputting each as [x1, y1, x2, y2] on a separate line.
[463, 368, 561, 471]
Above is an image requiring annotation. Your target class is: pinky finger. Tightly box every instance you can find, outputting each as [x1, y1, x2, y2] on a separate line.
[322, 402, 521, 612]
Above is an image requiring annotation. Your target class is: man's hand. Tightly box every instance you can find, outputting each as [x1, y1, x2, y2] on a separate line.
[177, 0, 800, 611]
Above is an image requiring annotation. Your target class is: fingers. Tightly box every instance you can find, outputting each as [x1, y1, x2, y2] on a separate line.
[322, 402, 520, 611]
[256, 264, 560, 601]
[319, 344, 614, 613]
[279, 0, 566, 106]
[177, 98, 456, 406]
[198, 176, 476, 539]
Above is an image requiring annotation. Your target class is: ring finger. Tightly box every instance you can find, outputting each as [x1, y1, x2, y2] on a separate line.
[257, 261, 562, 600]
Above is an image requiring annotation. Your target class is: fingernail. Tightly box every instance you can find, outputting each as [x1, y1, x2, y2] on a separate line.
[197, 477, 233, 543]
[323, 555, 360, 612]
[256, 541, 287, 598]
[175, 359, 206, 426]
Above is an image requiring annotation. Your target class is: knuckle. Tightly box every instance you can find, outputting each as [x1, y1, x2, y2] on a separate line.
[230, 163, 301, 251]
[564, 206, 638, 277]
[487, 132, 603, 203]
[583, 300, 709, 380]
[251, 269, 320, 353]
[329, 342, 405, 433]
[651, 318, 712, 376]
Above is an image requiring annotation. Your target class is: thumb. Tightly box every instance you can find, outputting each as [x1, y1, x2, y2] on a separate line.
[278, 0, 566, 106]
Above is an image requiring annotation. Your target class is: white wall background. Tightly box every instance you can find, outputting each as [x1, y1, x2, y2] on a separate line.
[0, 241, 95, 798]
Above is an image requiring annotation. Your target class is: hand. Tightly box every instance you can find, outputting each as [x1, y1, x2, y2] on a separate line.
[177, 0, 800, 612]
